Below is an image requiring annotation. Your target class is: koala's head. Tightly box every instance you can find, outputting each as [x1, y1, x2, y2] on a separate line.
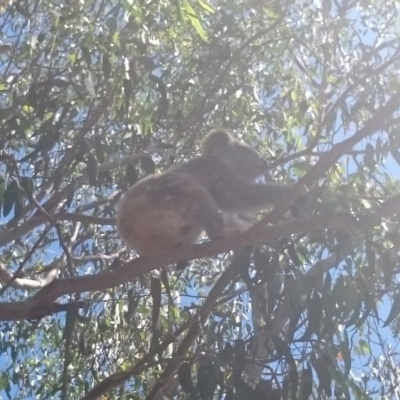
[201, 129, 268, 179]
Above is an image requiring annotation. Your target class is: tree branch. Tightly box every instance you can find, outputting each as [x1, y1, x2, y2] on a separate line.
[254, 97, 400, 230]
[0, 213, 358, 321]
[139, 193, 400, 400]
[0, 187, 399, 322]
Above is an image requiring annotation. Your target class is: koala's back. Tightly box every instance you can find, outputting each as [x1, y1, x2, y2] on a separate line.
[116, 171, 208, 255]
[116, 129, 285, 256]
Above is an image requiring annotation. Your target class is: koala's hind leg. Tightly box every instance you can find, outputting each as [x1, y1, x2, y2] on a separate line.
[187, 185, 225, 242]
[175, 186, 225, 271]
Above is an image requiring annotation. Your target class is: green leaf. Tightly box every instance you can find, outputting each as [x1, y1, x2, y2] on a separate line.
[287, 243, 301, 267]
[198, 0, 214, 13]
[0, 175, 5, 213]
[323, 271, 331, 292]
[300, 292, 322, 340]
[178, 362, 194, 394]
[121, 0, 143, 20]
[106, 17, 118, 35]
[14, 187, 25, 222]
[182, 0, 208, 42]
[271, 335, 294, 364]
[289, 364, 299, 398]
[364, 143, 375, 168]
[126, 163, 139, 186]
[219, 343, 233, 365]
[81, 45, 91, 66]
[340, 332, 351, 377]
[52, 168, 64, 193]
[345, 298, 362, 328]
[22, 105, 34, 114]
[313, 356, 332, 396]
[0, 107, 13, 119]
[233, 339, 246, 372]
[225, 388, 234, 400]
[20, 177, 34, 198]
[65, 178, 77, 209]
[174, 0, 186, 27]
[141, 156, 156, 175]
[69, 52, 78, 64]
[390, 149, 400, 166]
[123, 78, 133, 110]
[262, 6, 279, 17]
[63, 306, 79, 341]
[84, 73, 96, 97]
[86, 153, 98, 186]
[3, 180, 18, 217]
[196, 363, 218, 400]
[102, 54, 112, 80]
[358, 339, 370, 355]
[383, 290, 400, 327]
[299, 363, 313, 400]
[291, 161, 313, 174]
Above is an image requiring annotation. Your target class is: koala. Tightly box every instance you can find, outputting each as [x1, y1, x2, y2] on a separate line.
[116, 129, 296, 256]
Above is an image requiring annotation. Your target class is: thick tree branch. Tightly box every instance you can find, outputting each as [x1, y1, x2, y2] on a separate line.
[0, 262, 49, 289]
[81, 316, 192, 400]
[0, 255, 65, 290]
[254, 97, 400, 229]
[0, 213, 359, 321]
[142, 192, 400, 400]
[145, 251, 249, 400]
[0, 188, 399, 324]
[0, 152, 145, 248]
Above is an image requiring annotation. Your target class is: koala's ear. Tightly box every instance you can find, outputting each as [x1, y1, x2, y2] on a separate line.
[201, 129, 232, 155]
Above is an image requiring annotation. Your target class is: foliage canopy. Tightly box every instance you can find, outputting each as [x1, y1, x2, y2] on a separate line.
[1, 0, 400, 399]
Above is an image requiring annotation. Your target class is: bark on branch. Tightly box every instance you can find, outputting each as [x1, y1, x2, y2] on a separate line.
[0, 213, 360, 321]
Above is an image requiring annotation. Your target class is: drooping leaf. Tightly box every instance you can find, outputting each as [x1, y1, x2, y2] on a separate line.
[289, 364, 299, 400]
[233, 339, 246, 379]
[13, 187, 25, 222]
[178, 362, 194, 394]
[125, 162, 139, 186]
[65, 178, 77, 209]
[123, 78, 133, 111]
[287, 242, 301, 267]
[182, 0, 208, 42]
[106, 17, 118, 35]
[271, 335, 294, 365]
[3, 180, 19, 217]
[81, 45, 91, 66]
[0, 175, 5, 214]
[198, 0, 214, 13]
[300, 292, 322, 341]
[141, 156, 156, 175]
[340, 331, 352, 377]
[299, 363, 313, 400]
[313, 355, 332, 397]
[390, 149, 400, 167]
[84, 73, 96, 97]
[20, 177, 34, 198]
[219, 342, 233, 366]
[197, 363, 218, 400]
[102, 54, 112, 80]
[345, 298, 362, 328]
[383, 290, 400, 327]
[85, 153, 98, 187]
